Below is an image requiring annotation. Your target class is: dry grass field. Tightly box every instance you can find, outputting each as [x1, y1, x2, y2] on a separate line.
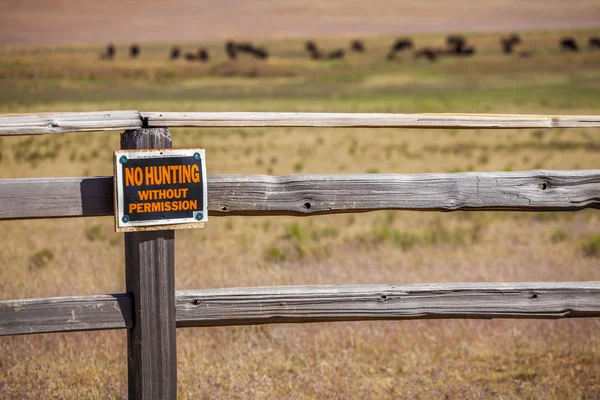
[1, 30, 600, 398]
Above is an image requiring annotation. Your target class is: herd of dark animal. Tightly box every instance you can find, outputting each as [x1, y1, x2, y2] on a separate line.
[99, 35, 600, 62]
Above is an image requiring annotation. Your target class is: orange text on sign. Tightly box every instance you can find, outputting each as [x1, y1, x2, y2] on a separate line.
[125, 165, 201, 186]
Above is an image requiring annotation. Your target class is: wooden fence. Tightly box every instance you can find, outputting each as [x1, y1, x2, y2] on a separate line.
[1, 110, 599, 399]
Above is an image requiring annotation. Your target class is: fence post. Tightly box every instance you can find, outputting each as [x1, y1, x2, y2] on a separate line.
[121, 128, 177, 400]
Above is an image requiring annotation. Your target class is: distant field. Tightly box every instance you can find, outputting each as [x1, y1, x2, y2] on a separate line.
[1, 0, 600, 45]
[1, 30, 600, 399]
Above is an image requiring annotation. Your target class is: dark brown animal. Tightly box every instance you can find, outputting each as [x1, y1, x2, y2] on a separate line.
[445, 35, 477, 56]
[225, 41, 237, 59]
[184, 53, 196, 61]
[100, 43, 115, 60]
[304, 41, 342, 60]
[414, 48, 437, 62]
[326, 49, 345, 60]
[589, 37, 600, 49]
[446, 35, 466, 54]
[560, 37, 579, 52]
[226, 41, 269, 60]
[351, 40, 365, 52]
[250, 47, 269, 59]
[387, 38, 413, 59]
[305, 41, 323, 59]
[500, 34, 522, 54]
[129, 44, 140, 58]
[305, 41, 318, 53]
[392, 38, 414, 51]
[170, 46, 181, 60]
[197, 48, 210, 62]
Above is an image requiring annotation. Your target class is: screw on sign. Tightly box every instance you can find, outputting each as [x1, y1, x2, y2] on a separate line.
[114, 149, 208, 232]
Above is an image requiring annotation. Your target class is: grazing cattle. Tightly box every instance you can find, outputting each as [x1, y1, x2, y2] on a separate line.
[351, 40, 365, 52]
[444, 35, 476, 56]
[237, 42, 269, 59]
[225, 41, 237, 59]
[305, 41, 318, 53]
[198, 48, 210, 62]
[446, 35, 466, 54]
[501, 34, 522, 54]
[326, 49, 345, 60]
[226, 41, 269, 60]
[500, 38, 514, 54]
[305, 41, 323, 59]
[184, 53, 196, 61]
[414, 48, 437, 62]
[100, 43, 115, 60]
[130, 44, 140, 58]
[510, 33, 522, 45]
[170, 46, 181, 60]
[560, 37, 579, 52]
[589, 37, 600, 49]
[387, 38, 413, 59]
[392, 38, 414, 51]
[304, 41, 343, 60]
[249, 46, 269, 59]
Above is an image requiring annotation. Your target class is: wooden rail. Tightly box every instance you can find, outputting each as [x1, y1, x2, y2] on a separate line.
[0, 170, 598, 220]
[0, 294, 132, 335]
[2, 111, 600, 135]
[2, 282, 599, 336]
[141, 112, 600, 129]
[0, 111, 142, 135]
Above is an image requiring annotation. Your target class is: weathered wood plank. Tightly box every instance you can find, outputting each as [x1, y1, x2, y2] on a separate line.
[207, 170, 600, 215]
[1, 111, 599, 135]
[121, 128, 177, 400]
[0, 176, 114, 219]
[0, 111, 142, 135]
[0, 294, 132, 336]
[0, 170, 598, 220]
[176, 282, 600, 326]
[2, 283, 599, 336]
[143, 112, 600, 129]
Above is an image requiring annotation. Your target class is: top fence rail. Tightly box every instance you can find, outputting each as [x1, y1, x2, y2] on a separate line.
[1, 111, 600, 136]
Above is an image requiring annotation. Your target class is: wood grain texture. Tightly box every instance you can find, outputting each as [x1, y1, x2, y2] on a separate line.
[142, 112, 600, 129]
[1, 111, 599, 135]
[2, 283, 599, 336]
[0, 294, 132, 336]
[0, 176, 114, 219]
[176, 282, 600, 326]
[207, 170, 600, 215]
[0, 170, 598, 220]
[0, 111, 142, 135]
[121, 128, 177, 400]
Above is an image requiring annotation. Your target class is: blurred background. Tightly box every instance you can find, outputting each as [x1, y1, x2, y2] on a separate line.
[1, 1, 599, 398]
[2, 0, 600, 45]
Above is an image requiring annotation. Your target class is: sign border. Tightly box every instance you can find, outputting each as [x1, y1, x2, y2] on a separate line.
[113, 148, 208, 232]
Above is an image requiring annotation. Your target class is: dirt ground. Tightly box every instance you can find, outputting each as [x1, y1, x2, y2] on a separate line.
[1, 0, 600, 46]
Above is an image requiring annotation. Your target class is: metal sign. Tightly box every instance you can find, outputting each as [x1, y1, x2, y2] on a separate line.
[114, 148, 207, 232]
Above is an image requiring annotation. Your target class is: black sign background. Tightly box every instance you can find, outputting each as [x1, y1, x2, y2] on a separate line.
[121, 156, 204, 222]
